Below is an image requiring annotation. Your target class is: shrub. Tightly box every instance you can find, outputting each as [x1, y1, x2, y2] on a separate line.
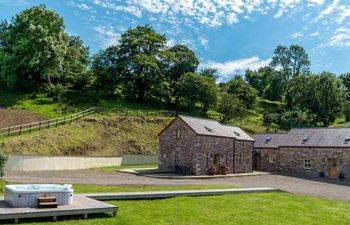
[220, 164, 229, 175]
[45, 84, 68, 101]
[0, 154, 7, 177]
[208, 167, 214, 176]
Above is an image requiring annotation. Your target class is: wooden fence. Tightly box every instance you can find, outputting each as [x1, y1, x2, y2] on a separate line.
[0, 108, 95, 137]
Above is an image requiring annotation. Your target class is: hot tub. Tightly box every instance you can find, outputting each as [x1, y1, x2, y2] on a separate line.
[5, 184, 73, 208]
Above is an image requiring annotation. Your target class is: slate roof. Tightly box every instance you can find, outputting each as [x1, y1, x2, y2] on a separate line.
[253, 127, 350, 148]
[178, 115, 254, 141]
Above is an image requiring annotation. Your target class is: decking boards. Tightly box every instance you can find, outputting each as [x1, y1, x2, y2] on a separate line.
[0, 196, 117, 222]
[84, 187, 283, 200]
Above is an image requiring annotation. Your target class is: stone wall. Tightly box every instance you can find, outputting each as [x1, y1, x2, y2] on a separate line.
[159, 117, 254, 175]
[257, 147, 350, 180]
[234, 140, 253, 173]
[159, 118, 197, 172]
[258, 148, 279, 172]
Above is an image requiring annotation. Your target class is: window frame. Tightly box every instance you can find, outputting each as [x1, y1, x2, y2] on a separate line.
[176, 129, 182, 139]
[303, 158, 311, 170]
[268, 154, 274, 164]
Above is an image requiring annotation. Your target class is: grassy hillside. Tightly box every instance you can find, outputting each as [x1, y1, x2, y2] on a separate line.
[0, 90, 283, 156]
[1, 114, 171, 156]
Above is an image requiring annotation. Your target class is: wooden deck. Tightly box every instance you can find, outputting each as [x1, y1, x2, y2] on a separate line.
[0, 196, 117, 223]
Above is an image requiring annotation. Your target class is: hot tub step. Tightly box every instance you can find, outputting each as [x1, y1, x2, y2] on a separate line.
[38, 202, 58, 208]
[38, 196, 56, 203]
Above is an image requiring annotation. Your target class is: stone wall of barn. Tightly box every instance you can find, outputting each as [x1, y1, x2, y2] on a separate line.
[234, 140, 254, 173]
[258, 148, 280, 172]
[257, 147, 350, 180]
[159, 117, 254, 175]
[192, 135, 235, 175]
[158, 118, 196, 173]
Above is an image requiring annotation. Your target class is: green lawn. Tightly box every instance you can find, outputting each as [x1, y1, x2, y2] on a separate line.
[4, 192, 350, 225]
[95, 164, 158, 172]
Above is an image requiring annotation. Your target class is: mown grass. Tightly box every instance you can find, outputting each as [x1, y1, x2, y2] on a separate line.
[4, 192, 350, 225]
[96, 164, 158, 172]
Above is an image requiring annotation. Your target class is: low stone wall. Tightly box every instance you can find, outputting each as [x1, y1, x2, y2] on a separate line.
[5, 155, 158, 171]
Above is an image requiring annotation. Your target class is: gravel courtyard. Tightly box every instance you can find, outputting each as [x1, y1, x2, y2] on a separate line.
[4, 170, 350, 202]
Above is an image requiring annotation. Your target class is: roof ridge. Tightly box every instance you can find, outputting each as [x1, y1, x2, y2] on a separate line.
[178, 114, 220, 123]
[290, 127, 350, 130]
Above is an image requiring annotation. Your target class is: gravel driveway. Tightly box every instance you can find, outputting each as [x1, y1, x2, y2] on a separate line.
[4, 170, 350, 202]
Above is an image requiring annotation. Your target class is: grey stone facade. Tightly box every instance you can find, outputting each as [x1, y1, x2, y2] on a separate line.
[159, 116, 254, 175]
[255, 147, 350, 180]
[254, 128, 350, 181]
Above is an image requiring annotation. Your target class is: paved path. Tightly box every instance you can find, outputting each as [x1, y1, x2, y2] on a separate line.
[4, 169, 350, 202]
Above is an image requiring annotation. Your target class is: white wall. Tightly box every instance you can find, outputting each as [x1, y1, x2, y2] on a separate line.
[5, 155, 158, 171]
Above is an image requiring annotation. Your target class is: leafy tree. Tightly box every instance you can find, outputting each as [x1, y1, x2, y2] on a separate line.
[161, 44, 199, 106]
[226, 76, 257, 108]
[178, 72, 218, 112]
[163, 44, 199, 80]
[263, 111, 307, 129]
[200, 68, 218, 80]
[342, 102, 350, 122]
[340, 73, 350, 100]
[217, 93, 246, 123]
[0, 5, 68, 89]
[289, 72, 345, 126]
[117, 25, 169, 103]
[263, 70, 286, 101]
[62, 36, 90, 89]
[270, 45, 310, 79]
[92, 46, 122, 96]
[245, 67, 285, 101]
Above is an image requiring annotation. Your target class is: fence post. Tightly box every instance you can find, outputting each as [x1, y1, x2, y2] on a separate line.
[19, 125, 22, 135]
[29, 124, 32, 132]
[56, 118, 58, 127]
[47, 120, 50, 129]
[38, 122, 41, 131]
[7, 127, 10, 136]
[63, 116, 66, 125]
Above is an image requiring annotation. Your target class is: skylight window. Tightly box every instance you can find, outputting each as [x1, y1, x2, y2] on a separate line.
[265, 136, 272, 144]
[233, 131, 241, 137]
[344, 137, 350, 144]
[204, 126, 213, 132]
[302, 136, 309, 144]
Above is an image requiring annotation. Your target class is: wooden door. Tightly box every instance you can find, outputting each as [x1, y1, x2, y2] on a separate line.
[213, 153, 220, 174]
[328, 159, 337, 179]
[253, 154, 261, 171]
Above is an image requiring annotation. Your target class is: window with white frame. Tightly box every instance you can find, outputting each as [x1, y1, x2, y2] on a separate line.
[303, 158, 311, 169]
[268, 154, 274, 163]
[176, 129, 182, 139]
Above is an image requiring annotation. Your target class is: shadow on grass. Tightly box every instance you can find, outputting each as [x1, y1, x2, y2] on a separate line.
[0, 212, 115, 224]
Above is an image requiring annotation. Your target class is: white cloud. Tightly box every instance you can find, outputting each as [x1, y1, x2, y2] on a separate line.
[201, 56, 271, 82]
[290, 32, 303, 39]
[329, 27, 350, 47]
[199, 37, 209, 46]
[310, 32, 320, 36]
[93, 26, 120, 48]
[77, 3, 92, 11]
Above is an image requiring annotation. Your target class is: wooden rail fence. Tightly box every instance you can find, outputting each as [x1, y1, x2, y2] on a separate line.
[0, 108, 95, 137]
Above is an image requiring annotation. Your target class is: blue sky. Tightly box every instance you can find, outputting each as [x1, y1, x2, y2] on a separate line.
[1, 0, 350, 81]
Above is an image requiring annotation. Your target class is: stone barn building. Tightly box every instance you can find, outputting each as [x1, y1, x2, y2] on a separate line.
[158, 115, 254, 175]
[253, 128, 350, 181]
